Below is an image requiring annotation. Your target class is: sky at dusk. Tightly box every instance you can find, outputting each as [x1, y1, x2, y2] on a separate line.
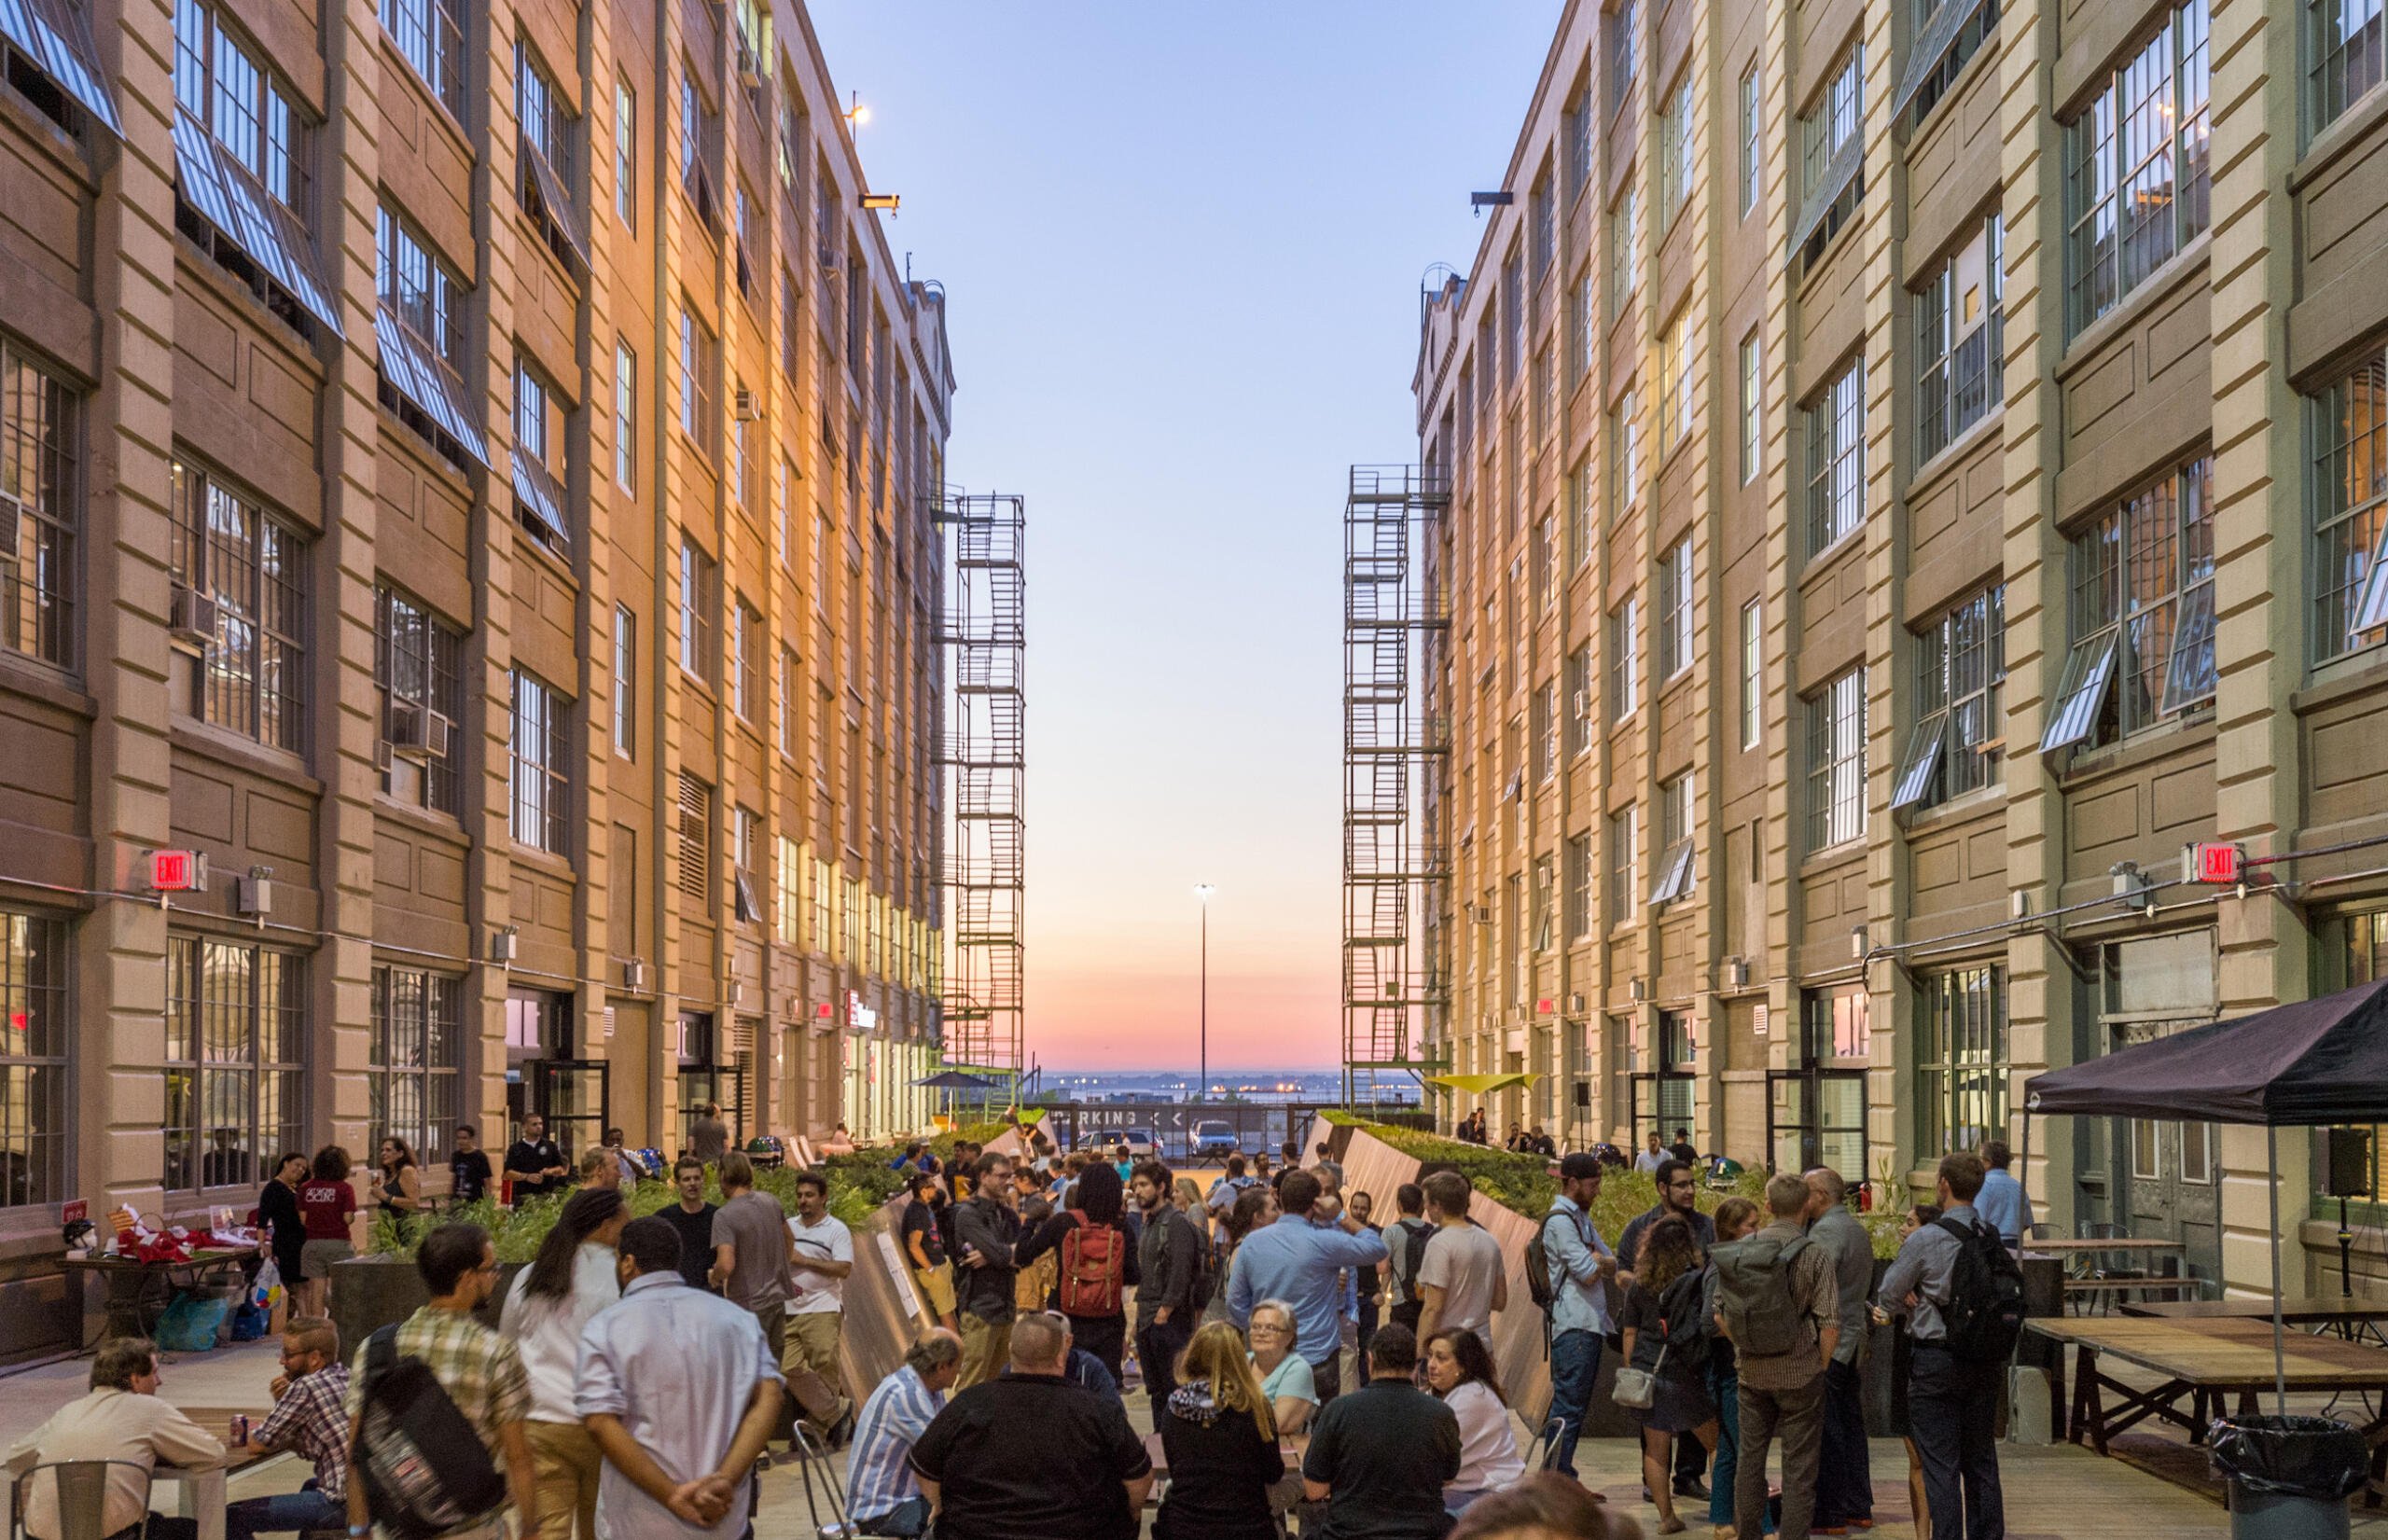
[810, 4, 1561, 1070]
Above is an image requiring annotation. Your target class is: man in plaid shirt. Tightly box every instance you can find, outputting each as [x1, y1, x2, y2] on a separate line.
[345, 1225, 537, 1540]
[226, 1318, 352, 1540]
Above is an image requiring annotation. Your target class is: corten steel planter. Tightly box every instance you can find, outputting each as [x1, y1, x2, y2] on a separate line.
[327, 1257, 524, 1352]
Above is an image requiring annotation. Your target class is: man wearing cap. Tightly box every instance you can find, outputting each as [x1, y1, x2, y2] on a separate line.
[1539, 1153, 1618, 1479]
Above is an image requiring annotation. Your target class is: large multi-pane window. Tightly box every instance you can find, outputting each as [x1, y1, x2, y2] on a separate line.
[164, 936, 302, 1192]
[1895, 584, 2007, 812]
[2065, 0, 2211, 333]
[1565, 86, 1592, 203]
[676, 301, 714, 441]
[512, 359, 568, 552]
[0, 909, 69, 1209]
[1739, 332, 1761, 483]
[1610, 183, 1643, 312]
[1, 345, 76, 669]
[1917, 964, 2008, 1154]
[1806, 357, 1866, 556]
[369, 966, 461, 1168]
[611, 604, 635, 758]
[170, 461, 307, 751]
[1658, 73, 1694, 216]
[1532, 173, 1555, 281]
[1565, 832, 1593, 941]
[679, 538, 716, 682]
[2314, 0, 2388, 132]
[1651, 772, 1694, 906]
[375, 585, 464, 814]
[381, 0, 464, 118]
[1533, 683, 1556, 783]
[174, 0, 305, 211]
[2311, 348, 2388, 663]
[510, 669, 570, 854]
[1739, 65, 1759, 215]
[1658, 308, 1693, 456]
[2042, 456, 2215, 753]
[1608, 597, 1640, 719]
[1610, 0, 1639, 104]
[515, 41, 581, 270]
[613, 340, 635, 492]
[1918, 214, 2006, 460]
[1608, 805, 1639, 923]
[1659, 539, 1693, 679]
[615, 77, 635, 229]
[374, 204, 477, 468]
[1798, 44, 1865, 273]
[1565, 643, 1592, 758]
[377, 206, 463, 367]
[1911, 0, 2002, 125]
[1614, 385, 1641, 508]
[778, 645, 798, 757]
[1808, 665, 1867, 849]
[731, 597, 761, 720]
[1740, 599, 1763, 749]
[1565, 459, 1591, 568]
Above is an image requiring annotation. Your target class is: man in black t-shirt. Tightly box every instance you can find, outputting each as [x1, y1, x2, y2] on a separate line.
[1670, 1127, 1701, 1167]
[901, 1172, 956, 1331]
[657, 1155, 720, 1290]
[448, 1124, 493, 1203]
[1300, 1323, 1460, 1540]
[503, 1112, 568, 1200]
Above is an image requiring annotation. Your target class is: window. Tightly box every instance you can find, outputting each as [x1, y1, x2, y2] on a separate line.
[0, 909, 69, 1208]
[510, 668, 570, 854]
[1807, 666, 1867, 849]
[1739, 64, 1759, 214]
[611, 604, 635, 758]
[1658, 72, 1694, 216]
[2315, 0, 2388, 130]
[1805, 356, 1865, 556]
[677, 772, 711, 903]
[1565, 86, 1592, 202]
[378, 207, 461, 367]
[778, 645, 798, 756]
[2311, 348, 2388, 662]
[1532, 172, 1555, 280]
[728, 380, 750, 505]
[1608, 598, 1640, 719]
[169, 460, 307, 751]
[774, 836, 801, 944]
[1565, 832, 1593, 940]
[1565, 459, 1591, 569]
[678, 72, 720, 231]
[2043, 455, 2215, 751]
[1659, 538, 1693, 678]
[1917, 964, 2008, 1154]
[164, 936, 302, 1192]
[2065, 0, 2210, 333]
[733, 183, 755, 296]
[376, 585, 465, 814]
[1533, 856, 1556, 952]
[731, 806, 762, 923]
[677, 301, 714, 441]
[1739, 331, 1762, 484]
[615, 77, 635, 229]
[1614, 385, 1641, 508]
[369, 966, 461, 1168]
[614, 340, 635, 492]
[511, 359, 567, 552]
[173, 0, 327, 332]
[1911, 0, 2002, 125]
[1918, 215, 2006, 461]
[1608, 805, 1640, 922]
[679, 538, 715, 682]
[380, 0, 463, 118]
[1798, 44, 1866, 273]
[1610, 0, 1639, 104]
[1533, 683, 1557, 783]
[1804, 983, 1872, 1062]
[1565, 644, 1592, 758]
[0, 344, 76, 669]
[1895, 584, 2006, 812]
[515, 41, 583, 271]
[1534, 347, 1555, 443]
[1651, 772, 1694, 906]
[1502, 249, 1523, 386]
[1610, 182, 1643, 312]
[730, 596, 760, 719]
[374, 205, 480, 469]
[1738, 600, 1764, 749]
[1659, 308, 1694, 457]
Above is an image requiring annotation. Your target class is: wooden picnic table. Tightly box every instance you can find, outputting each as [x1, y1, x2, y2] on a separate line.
[2122, 1297, 2388, 1324]
[2029, 1314, 2388, 1499]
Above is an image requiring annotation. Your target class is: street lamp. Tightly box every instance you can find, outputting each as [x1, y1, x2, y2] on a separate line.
[1195, 884, 1215, 1103]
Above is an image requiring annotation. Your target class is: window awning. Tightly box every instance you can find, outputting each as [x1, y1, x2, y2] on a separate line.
[374, 303, 490, 467]
[1891, 0, 1988, 121]
[2038, 631, 2117, 754]
[520, 138, 589, 271]
[1890, 716, 1946, 811]
[509, 444, 567, 546]
[1649, 839, 1694, 907]
[1785, 132, 1864, 269]
[174, 109, 344, 337]
[0, 0, 119, 134]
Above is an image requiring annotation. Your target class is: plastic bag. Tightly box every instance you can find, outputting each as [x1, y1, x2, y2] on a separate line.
[154, 1292, 233, 1353]
[2210, 1415, 2369, 1500]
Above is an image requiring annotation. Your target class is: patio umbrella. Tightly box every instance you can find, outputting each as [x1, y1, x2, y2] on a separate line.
[2020, 976, 2388, 1412]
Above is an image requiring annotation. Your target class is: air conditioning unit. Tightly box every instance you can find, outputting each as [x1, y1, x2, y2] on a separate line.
[735, 41, 762, 90]
[1726, 956, 1750, 988]
[1567, 992, 1587, 1013]
[0, 491, 25, 561]
[623, 957, 647, 991]
[385, 701, 453, 762]
[1628, 977, 1647, 1003]
[168, 584, 217, 648]
[734, 388, 760, 422]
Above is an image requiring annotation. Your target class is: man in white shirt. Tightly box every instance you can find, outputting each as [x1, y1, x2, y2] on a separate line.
[786, 1169, 854, 1445]
[1414, 1171, 1506, 1345]
[9, 1338, 224, 1540]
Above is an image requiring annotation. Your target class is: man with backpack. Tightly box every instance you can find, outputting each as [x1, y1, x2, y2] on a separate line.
[1711, 1173, 1839, 1540]
[1534, 1152, 1617, 1480]
[1881, 1151, 2018, 1540]
[1804, 1166, 1877, 1533]
[1130, 1160, 1204, 1406]
[1382, 1184, 1433, 1335]
[345, 1223, 536, 1540]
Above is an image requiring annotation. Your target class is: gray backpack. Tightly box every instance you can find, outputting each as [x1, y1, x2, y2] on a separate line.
[1709, 1232, 1810, 1358]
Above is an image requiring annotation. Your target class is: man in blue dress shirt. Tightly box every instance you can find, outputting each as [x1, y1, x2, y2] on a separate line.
[1226, 1168, 1389, 1405]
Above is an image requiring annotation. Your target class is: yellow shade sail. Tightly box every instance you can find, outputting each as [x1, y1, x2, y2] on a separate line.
[1424, 1072, 1540, 1095]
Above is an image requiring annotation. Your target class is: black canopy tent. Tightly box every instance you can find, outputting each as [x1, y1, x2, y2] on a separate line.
[2020, 977, 2388, 1410]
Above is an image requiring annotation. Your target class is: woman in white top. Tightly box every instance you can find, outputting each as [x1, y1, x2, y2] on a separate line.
[1424, 1326, 1527, 1516]
[499, 1186, 630, 1540]
[1244, 1298, 1319, 1436]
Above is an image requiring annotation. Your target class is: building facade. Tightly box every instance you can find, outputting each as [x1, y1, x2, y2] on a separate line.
[1414, 0, 2388, 1297]
[0, 0, 948, 1353]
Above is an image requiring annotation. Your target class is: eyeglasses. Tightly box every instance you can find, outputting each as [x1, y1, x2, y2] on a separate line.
[1249, 1321, 1290, 1336]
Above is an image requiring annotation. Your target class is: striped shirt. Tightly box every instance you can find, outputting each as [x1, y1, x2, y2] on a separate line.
[846, 1365, 945, 1524]
[253, 1364, 352, 1501]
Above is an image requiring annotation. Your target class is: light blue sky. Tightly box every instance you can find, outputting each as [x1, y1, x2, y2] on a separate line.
[811, 3, 1560, 1068]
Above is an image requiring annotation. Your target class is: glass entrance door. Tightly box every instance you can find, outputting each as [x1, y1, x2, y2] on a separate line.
[2099, 932, 2222, 1285]
[680, 1067, 748, 1153]
[532, 1060, 610, 1170]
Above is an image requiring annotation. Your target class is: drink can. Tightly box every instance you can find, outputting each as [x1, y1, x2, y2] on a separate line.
[230, 1414, 248, 1444]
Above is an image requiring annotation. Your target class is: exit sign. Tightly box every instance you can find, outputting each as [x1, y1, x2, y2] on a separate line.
[2189, 841, 2245, 885]
[147, 850, 207, 892]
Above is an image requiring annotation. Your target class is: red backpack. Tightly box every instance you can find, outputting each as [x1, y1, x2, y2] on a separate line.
[1058, 1211, 1125, 1317]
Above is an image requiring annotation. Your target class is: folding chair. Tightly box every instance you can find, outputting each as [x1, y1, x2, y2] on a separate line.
[789, 1422, 854, 1540]
[14, 1461, 153, 1540]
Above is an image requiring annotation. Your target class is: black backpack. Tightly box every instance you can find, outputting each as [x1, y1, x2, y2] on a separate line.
[1389, 1217, 1436, 1303]
[1657, 1266, 1713, 1371]
[1525, 1209, 1593, 1311]
[1936, 1215, 2027, 1362]
[352, 1325, 508, 1540]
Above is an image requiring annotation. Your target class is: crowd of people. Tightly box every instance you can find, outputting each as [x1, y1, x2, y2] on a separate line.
[5, 1118, 2041, 1540]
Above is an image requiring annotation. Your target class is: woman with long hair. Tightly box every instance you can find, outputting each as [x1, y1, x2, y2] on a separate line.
[1703, 1196, 1770, 1537]
[500, 1186, 631, 1540]
[1618, 1214, 1718, 1534]
[1012, 1160, 1136, 1380]
[367, 1136, 422, 1239]
[1154, 1320, 1286, 1540]
[1426, 1327, 1527, 1515]
[294, 1145, 356, 1318]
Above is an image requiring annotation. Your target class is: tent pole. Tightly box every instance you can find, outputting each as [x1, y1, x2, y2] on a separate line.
[2270, 1123, 2287, 1415]
[2020, 1111, 2033, 1237]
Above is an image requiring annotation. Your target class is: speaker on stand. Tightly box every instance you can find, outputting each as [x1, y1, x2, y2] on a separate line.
[2326, 1127, 2375, 1300]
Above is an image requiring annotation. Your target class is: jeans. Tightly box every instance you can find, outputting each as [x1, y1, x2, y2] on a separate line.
[1909, 1345, 2005, 1540]
[1709, 1365, 1763, 1532]
[1815, 1355, 1872, 1526]
[1545, 1328, 1604, 1478]
[225, 1483, 345, 1540]
[1737, 1374, 1825, 1540]
[1137, 1316, 1194, 1407]
[854, 1495, 931, 1536]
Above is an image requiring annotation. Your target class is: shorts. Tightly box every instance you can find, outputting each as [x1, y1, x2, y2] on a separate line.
[913, 1262, 956, 1317]
[299, 1239, 354, 1281]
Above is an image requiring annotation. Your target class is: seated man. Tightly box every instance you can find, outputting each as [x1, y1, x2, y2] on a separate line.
[846, 1331, 962, 1537]
[908, 1311, 1151, 1540]
[226, 1318, 351, 1540]
[8, 1338, 224, 1540]
[1301, 1323, 1461, 1540]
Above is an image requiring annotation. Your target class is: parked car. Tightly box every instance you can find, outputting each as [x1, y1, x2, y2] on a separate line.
[1109, 1128, 1158, 1159]
[1190, 1120, 1241, 1159]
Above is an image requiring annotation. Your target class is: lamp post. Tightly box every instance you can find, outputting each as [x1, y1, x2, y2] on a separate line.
[1195, 884, 1215, 1103]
